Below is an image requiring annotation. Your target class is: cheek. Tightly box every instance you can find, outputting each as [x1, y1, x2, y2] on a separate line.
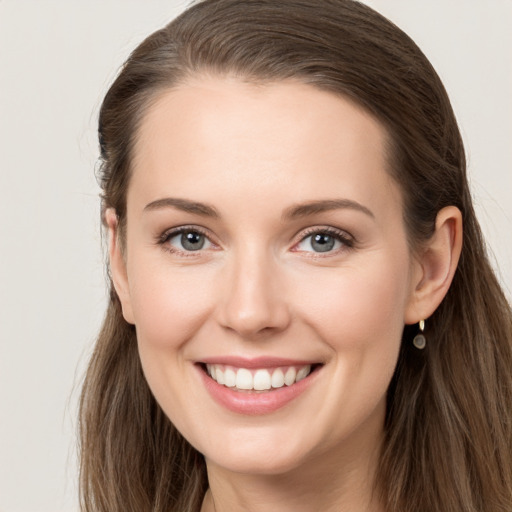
[291, 251, 411, 411]
[291, 258, 409, 440]
[127, 258, 218, 349]
[126, 260, 218, 433]
[297, 262, 409, 346]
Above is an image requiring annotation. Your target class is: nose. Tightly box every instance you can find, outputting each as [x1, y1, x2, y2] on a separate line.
[216, 248, 291, 339]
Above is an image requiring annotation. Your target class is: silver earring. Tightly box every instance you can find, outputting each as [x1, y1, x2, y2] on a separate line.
[413, 319, 426, 349]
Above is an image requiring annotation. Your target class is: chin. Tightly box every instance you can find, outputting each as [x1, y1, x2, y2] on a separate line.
[206, 448, 308, 476]
[197, 424, 320, 476]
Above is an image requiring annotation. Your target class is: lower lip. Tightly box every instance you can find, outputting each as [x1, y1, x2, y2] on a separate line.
[197, 365, 320, 415]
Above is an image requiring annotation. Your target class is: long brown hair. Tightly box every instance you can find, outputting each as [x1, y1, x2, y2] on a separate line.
[79, 1, 512, 510]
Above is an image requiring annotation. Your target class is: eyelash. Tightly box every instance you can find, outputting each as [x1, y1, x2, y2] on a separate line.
[156, 225, 354, 256]
[293, 226, 354, 255]
[157, 225, 216, 257]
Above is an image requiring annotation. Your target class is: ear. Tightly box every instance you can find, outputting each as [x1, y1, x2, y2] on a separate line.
[105, 208, 135, 324]
[405, 206, 463, 324]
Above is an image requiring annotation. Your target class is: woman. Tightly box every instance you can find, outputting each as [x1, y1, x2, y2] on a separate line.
[79, 1, 512, 510]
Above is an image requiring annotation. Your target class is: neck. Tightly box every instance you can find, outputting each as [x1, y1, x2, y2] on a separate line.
[201, 428, 385, 512]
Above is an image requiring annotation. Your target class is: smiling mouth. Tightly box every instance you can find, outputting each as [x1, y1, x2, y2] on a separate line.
[202, 363, 322, 392]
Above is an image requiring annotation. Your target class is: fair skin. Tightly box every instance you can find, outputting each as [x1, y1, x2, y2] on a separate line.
[107, 77, 462, 512]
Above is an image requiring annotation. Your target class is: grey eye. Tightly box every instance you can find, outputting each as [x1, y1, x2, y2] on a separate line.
[181, 231, 205, 250]
[168, 230, 211, 251]
[296, 231, 344, 253]
[310, 233, 336, 252]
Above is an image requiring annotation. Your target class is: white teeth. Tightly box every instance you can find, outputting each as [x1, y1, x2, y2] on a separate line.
[271, 368, 285, 388]
[215, 367, 225, 385]
[253, 369, 272, 390]
[284, 367, 297, 386]
[224, 367, 236, 387]
[296, 365, 311, 382]
[205, 364, 314, 391]
[236, 368, 253, 390]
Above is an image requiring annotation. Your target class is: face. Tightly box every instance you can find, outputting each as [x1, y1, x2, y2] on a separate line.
[112, 77, 421, 476]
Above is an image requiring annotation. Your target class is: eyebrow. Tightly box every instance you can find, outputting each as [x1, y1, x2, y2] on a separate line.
[143, 197, 220, 217]
[282, 199, 375, 220]
[143, 197, 374, 220]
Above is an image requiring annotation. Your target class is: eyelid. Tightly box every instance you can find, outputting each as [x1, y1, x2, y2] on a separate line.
[155, 224, 354, 256]
[157, 225, 219, 255]
[291, 226, 355, 254]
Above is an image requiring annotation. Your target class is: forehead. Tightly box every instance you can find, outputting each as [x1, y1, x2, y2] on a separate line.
[129, 77, 401, 221]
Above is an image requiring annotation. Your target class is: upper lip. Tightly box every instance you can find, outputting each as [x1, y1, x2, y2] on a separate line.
[198, 356, 321, 368]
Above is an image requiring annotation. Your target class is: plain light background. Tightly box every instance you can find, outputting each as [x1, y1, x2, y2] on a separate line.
[0, 1, 510, 511]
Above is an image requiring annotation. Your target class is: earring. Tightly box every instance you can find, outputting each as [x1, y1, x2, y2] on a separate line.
[413, 320, 426, 349]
